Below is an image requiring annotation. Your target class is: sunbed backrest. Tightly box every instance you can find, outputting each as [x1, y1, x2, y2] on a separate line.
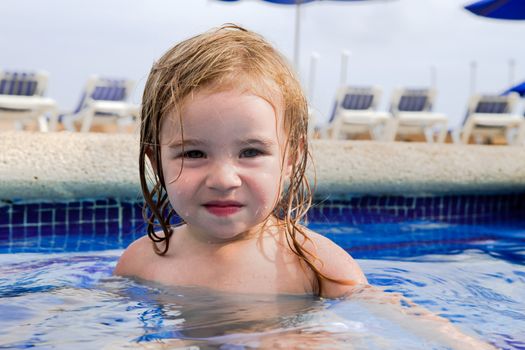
[475, 98, 509, 114]
[91, 80, 127, 101]
[0, 71, 46, 96]
[341, 93, 374, 110]
[398, 95, 428, 112]
[73, 77, 131, 113]
[397, 89, 431, 112]
[328, 86, 379, 123]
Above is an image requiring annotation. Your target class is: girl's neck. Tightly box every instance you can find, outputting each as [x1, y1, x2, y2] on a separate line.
[179, 217, 283, 249]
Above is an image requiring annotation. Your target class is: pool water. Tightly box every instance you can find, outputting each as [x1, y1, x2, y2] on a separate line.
[1, 220, 524, 349]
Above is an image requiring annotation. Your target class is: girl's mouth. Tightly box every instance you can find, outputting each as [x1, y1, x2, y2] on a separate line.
[203, 201, 243, 217]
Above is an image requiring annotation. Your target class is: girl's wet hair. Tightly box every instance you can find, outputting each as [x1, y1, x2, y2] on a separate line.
[140, 24, 343, 295]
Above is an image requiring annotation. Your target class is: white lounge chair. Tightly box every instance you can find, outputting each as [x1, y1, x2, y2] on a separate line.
[455, 92, 523, 145]
[0, 70, 58, 132]
[61, 76, 139, 132]
[389, 88, 448, 143]
[322, 86, 393, 140]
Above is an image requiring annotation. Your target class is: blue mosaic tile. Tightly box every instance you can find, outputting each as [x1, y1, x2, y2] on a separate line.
[81, 208, 94, 221]
[69, 208, 81, 222]
[40, 209, 53, 224]
[108, 207, 119, 218]
[95, 199, 109, 206]
[55, 208, 66, 223]
[80, 223, 93, 234]
[0, 208, 10, 221]
[0, 227, 9, 240]
[41, 225, 54, 236]
[10, 208, 24, 225]
[83, 200, 95, 208]
[61, 202, 77, 209]
[26, 209, 39, 224]
[69, 223, 81, 235]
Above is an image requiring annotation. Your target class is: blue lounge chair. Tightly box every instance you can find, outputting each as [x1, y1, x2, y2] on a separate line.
[389, 88, 448, 143]
[455, 92, 522, 145]
[61, 76, 138, 132]
[321, 86, 393, 140]
[0, 70, 58, 131]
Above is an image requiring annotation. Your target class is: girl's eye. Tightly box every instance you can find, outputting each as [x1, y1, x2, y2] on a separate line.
[182, 150, 205, 159]
[240, 148, 263, 158]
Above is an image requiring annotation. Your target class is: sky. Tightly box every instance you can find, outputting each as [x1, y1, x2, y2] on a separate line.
[1, 0, 523, 127]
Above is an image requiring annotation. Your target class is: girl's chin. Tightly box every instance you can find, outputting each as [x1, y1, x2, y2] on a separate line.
[184, 224, 252, 242]
[210, 227, 267, 243]
[208, 230, 255, 242]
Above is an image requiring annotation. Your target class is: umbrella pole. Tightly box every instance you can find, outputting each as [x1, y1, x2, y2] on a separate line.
[430, 65, 437, 90]
[469, 60, 477, 95]
[308, 52, 320, 100]
[340, 50, 351, 86]
[508, 58, 516, 86]
[293, 3, 301, 70]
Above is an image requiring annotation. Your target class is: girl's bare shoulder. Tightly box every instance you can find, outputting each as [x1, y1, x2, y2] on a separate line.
[303, 228, 368, 297]
[113, 235, 158, 277]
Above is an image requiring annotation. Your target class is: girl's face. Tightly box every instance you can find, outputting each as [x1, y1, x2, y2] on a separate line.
[159, 88, 289, 243]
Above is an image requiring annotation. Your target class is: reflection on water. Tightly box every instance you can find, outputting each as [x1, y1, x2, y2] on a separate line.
[1, 250, 524, 349]
[122, 282, 320, 342]
[313, 220, 525, 265]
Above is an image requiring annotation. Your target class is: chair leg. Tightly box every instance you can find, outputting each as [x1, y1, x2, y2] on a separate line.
[331, 118, 342, 140]
[512, 121, 525, 146]
[450, 129, 461, 144]
[370, 124, 382, 141]
[37, 115, 49, 132]
[80, 109, 95, 133]
[504, 121, 525, 145]
[14, 120, 24, 131]
[62, 116, 77, 132]
[47, 113, 58, 132]
[473, 134, 485, 144]
[423, 127, 434, 143]
[461, 120, 474, 144]
[381, 119, 398, 141]
[436, 124, 447, 143]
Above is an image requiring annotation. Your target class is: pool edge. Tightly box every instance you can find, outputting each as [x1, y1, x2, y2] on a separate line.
[1, 131, 525, 199]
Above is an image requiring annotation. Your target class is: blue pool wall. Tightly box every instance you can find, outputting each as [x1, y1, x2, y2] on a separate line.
[1, 132, 525, 247]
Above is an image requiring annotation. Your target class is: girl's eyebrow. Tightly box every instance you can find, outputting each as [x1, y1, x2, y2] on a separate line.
[167, 139, 205, 148]
[239, 138, 276, 147]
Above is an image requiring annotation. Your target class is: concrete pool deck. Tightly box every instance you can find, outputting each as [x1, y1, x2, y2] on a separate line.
[1, 131, 525, 200]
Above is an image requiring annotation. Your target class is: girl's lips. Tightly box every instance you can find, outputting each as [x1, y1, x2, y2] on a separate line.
[203, 201, 243, 217]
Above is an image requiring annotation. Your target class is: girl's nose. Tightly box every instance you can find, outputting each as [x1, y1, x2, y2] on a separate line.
[205, 162, 242, 191]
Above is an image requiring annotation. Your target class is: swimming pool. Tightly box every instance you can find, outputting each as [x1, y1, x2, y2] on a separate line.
[2, 133, 525, 349]
[1, 195, 524, 349]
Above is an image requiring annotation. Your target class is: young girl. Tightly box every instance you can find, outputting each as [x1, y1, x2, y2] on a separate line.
[114, 25, 496, 349]
[114, 24, 367, 298]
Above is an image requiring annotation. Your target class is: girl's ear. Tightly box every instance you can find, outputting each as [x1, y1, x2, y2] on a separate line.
[145, 146, 159, 174]
[285, 153, 294, 177]
[284, 143, 301, 178]
[285, 136, 306, 177]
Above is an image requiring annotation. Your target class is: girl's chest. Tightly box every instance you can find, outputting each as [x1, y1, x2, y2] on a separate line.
[150, 246, 313, 294]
